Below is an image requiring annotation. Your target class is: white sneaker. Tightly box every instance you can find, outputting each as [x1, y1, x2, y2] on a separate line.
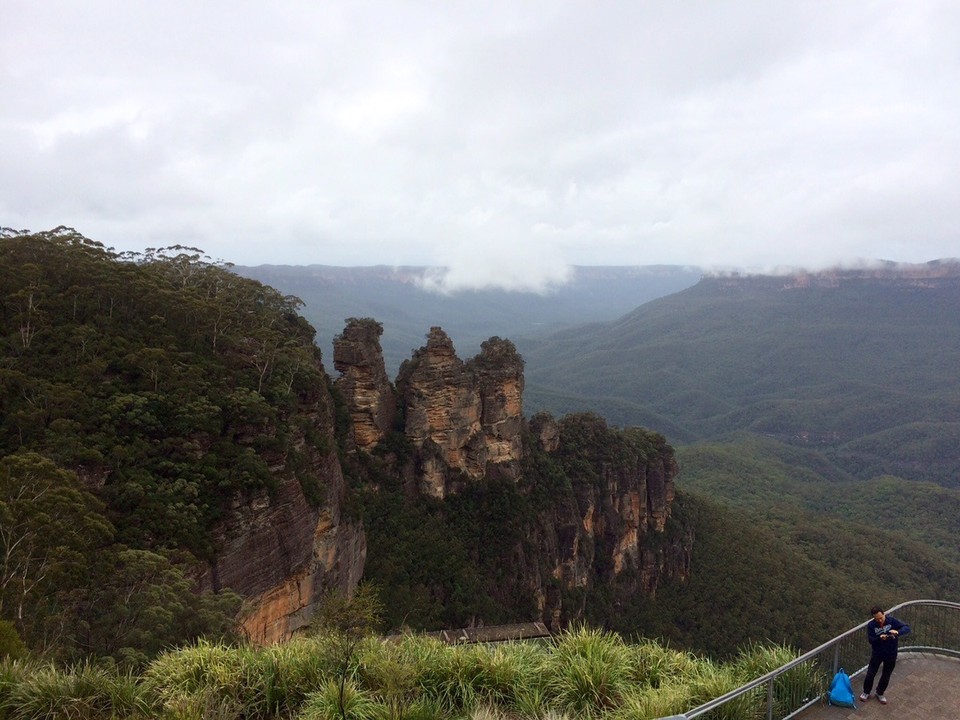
[859, 692, 870, 701]
[877, 695, 888, 704]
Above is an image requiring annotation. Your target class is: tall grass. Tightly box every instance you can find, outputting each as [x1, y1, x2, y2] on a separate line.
[731, 642, 826, 718]
[542, 626, 633, 718]
[1, 629, 807, 720]
[0, 661, 150, 720]
[298, 678, 380, 720]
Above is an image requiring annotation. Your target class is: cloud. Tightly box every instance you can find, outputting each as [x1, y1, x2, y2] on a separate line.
[2, 1, 959, 289]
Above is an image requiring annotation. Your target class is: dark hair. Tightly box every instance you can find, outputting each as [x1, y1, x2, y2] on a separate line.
[870, 605, 883, 615]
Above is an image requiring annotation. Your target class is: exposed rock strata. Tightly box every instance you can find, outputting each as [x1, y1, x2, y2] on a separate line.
[333, 325, 690, 628]
[394, 328, 525, 498]
[197, 377, 366, 645]
[524, 414, 688, 622]
[229, 319, 690, 644]
[333, 319, 397, 450]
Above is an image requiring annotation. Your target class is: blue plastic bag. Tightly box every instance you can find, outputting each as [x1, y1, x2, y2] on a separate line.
[828, 667, 857, 708]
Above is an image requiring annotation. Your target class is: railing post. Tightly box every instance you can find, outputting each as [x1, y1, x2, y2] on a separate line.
[832, 642, 840, 675]
[766, 678, 775, 720]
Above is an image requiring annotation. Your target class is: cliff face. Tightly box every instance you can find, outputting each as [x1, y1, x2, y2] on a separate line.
[228, 318, 689, 642]
[197, 363, 367, 645]
[332, 321, 691, 628]
[706, 260, 960, 291]
[523, 413, 688, 624]
[334, 318, 525, 493]
[332, 319, 398, 451]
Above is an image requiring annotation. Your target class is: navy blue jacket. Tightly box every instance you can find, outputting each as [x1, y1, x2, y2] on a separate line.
[867, 615, 911, 659]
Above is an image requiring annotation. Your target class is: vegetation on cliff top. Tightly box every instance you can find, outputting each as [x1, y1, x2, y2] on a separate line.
[356, 412, 684, 635]
[1, 228, 328, 663]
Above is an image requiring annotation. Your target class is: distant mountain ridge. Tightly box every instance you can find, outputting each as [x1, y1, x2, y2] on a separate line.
[519, 259, 960, 488]
[233, 264, 702, 374]
[706, 258, 960, 288]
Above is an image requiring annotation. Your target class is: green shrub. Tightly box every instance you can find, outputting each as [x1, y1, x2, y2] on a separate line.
[626, 639, 701, 688]
[298, 679, 380, 720]
[0, 623, 27, 663]
[543, 626, 633, 718]
[1, 661, 150, 720]
[143, 640, 262, 717]
[259, 636, 337, 716]
[684, 662, 761, 720]
[611, 681, 693, 720]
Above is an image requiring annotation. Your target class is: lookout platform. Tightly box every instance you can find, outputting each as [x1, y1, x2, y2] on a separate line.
[797, 653, 960, 719]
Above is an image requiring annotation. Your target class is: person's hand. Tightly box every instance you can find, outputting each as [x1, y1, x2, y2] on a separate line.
[889, 629, 899, 636]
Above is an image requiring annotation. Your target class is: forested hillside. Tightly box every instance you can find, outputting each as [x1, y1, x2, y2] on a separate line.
[519, 267, 960, 488]
[2, 229, 699, 661]
[516, 266, 960, 653]
[3, 230, 956, 670]
[0, 227, 327, 663]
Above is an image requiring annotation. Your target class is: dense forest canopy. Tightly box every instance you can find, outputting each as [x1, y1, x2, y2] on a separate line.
[0, 227, 329, 663]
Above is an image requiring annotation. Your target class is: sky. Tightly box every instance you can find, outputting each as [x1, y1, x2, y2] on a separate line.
[2, 1, 959, 291]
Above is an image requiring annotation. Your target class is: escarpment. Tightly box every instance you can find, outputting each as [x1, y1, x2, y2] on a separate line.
[198, 361, 367, 645]
[227, 318, 690, 643]
[522, 412, 689, 623]
[333, 319, 692, 629]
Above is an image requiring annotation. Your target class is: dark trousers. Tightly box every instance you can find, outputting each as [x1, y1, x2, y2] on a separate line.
[863, 654, 897, 695]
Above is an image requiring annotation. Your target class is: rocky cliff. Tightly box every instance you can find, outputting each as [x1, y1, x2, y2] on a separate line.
[218, 317, 690, 643]
[198, 361, 367, 645]
[332, 318, 397, 451]
[333, 322, 526, 497]
[333, 319, 691, 629]
[706, 259, 960, 290]
[523, 412, 689, 624]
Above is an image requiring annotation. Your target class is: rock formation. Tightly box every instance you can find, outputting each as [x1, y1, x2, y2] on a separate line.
[225, 319, 690, 644]
[471, 336, 525, 479]
[523, 413, 689, 622]
[393, 327, 525, 497]
[333, 318, 397, 450]
[332, 323, 691, 628]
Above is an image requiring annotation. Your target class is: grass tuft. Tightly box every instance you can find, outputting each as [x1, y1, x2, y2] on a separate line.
[0, 661, 151, 720]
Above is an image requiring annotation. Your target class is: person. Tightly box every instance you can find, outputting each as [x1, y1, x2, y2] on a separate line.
[859, 605, 911, 705]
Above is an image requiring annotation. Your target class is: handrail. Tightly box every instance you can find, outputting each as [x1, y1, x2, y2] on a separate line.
[658, 599, 960, 720]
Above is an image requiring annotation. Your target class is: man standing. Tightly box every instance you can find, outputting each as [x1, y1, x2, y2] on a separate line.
[860, 605, 911, 705]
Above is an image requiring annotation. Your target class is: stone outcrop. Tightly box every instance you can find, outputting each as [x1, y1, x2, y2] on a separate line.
[223, 318, 691, 644]
[334, 328, 523, 498]
[394, 328, 525, 498]
[471, 337, 525, 479]
[397, 327, 482, 497]
[331, 325, 691, 628]
[333, 318, 397, 450]
[524, 414, 689, 622]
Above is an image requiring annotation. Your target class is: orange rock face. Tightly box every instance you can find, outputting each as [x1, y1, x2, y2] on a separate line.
[333, 319, 397, 450]
[196, 370, 367, 646]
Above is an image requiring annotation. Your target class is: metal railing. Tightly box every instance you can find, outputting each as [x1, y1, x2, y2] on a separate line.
[658, 599, 960, 720]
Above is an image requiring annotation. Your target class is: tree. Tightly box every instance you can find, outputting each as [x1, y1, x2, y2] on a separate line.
[0, 452, 113, 643]
[310, 583, 384, 720]
[60, 547, 241, 666]
[0, 618, 28, 660]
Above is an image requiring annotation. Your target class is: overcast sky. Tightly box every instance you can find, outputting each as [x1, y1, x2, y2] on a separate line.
[2, 1, 958, 291]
